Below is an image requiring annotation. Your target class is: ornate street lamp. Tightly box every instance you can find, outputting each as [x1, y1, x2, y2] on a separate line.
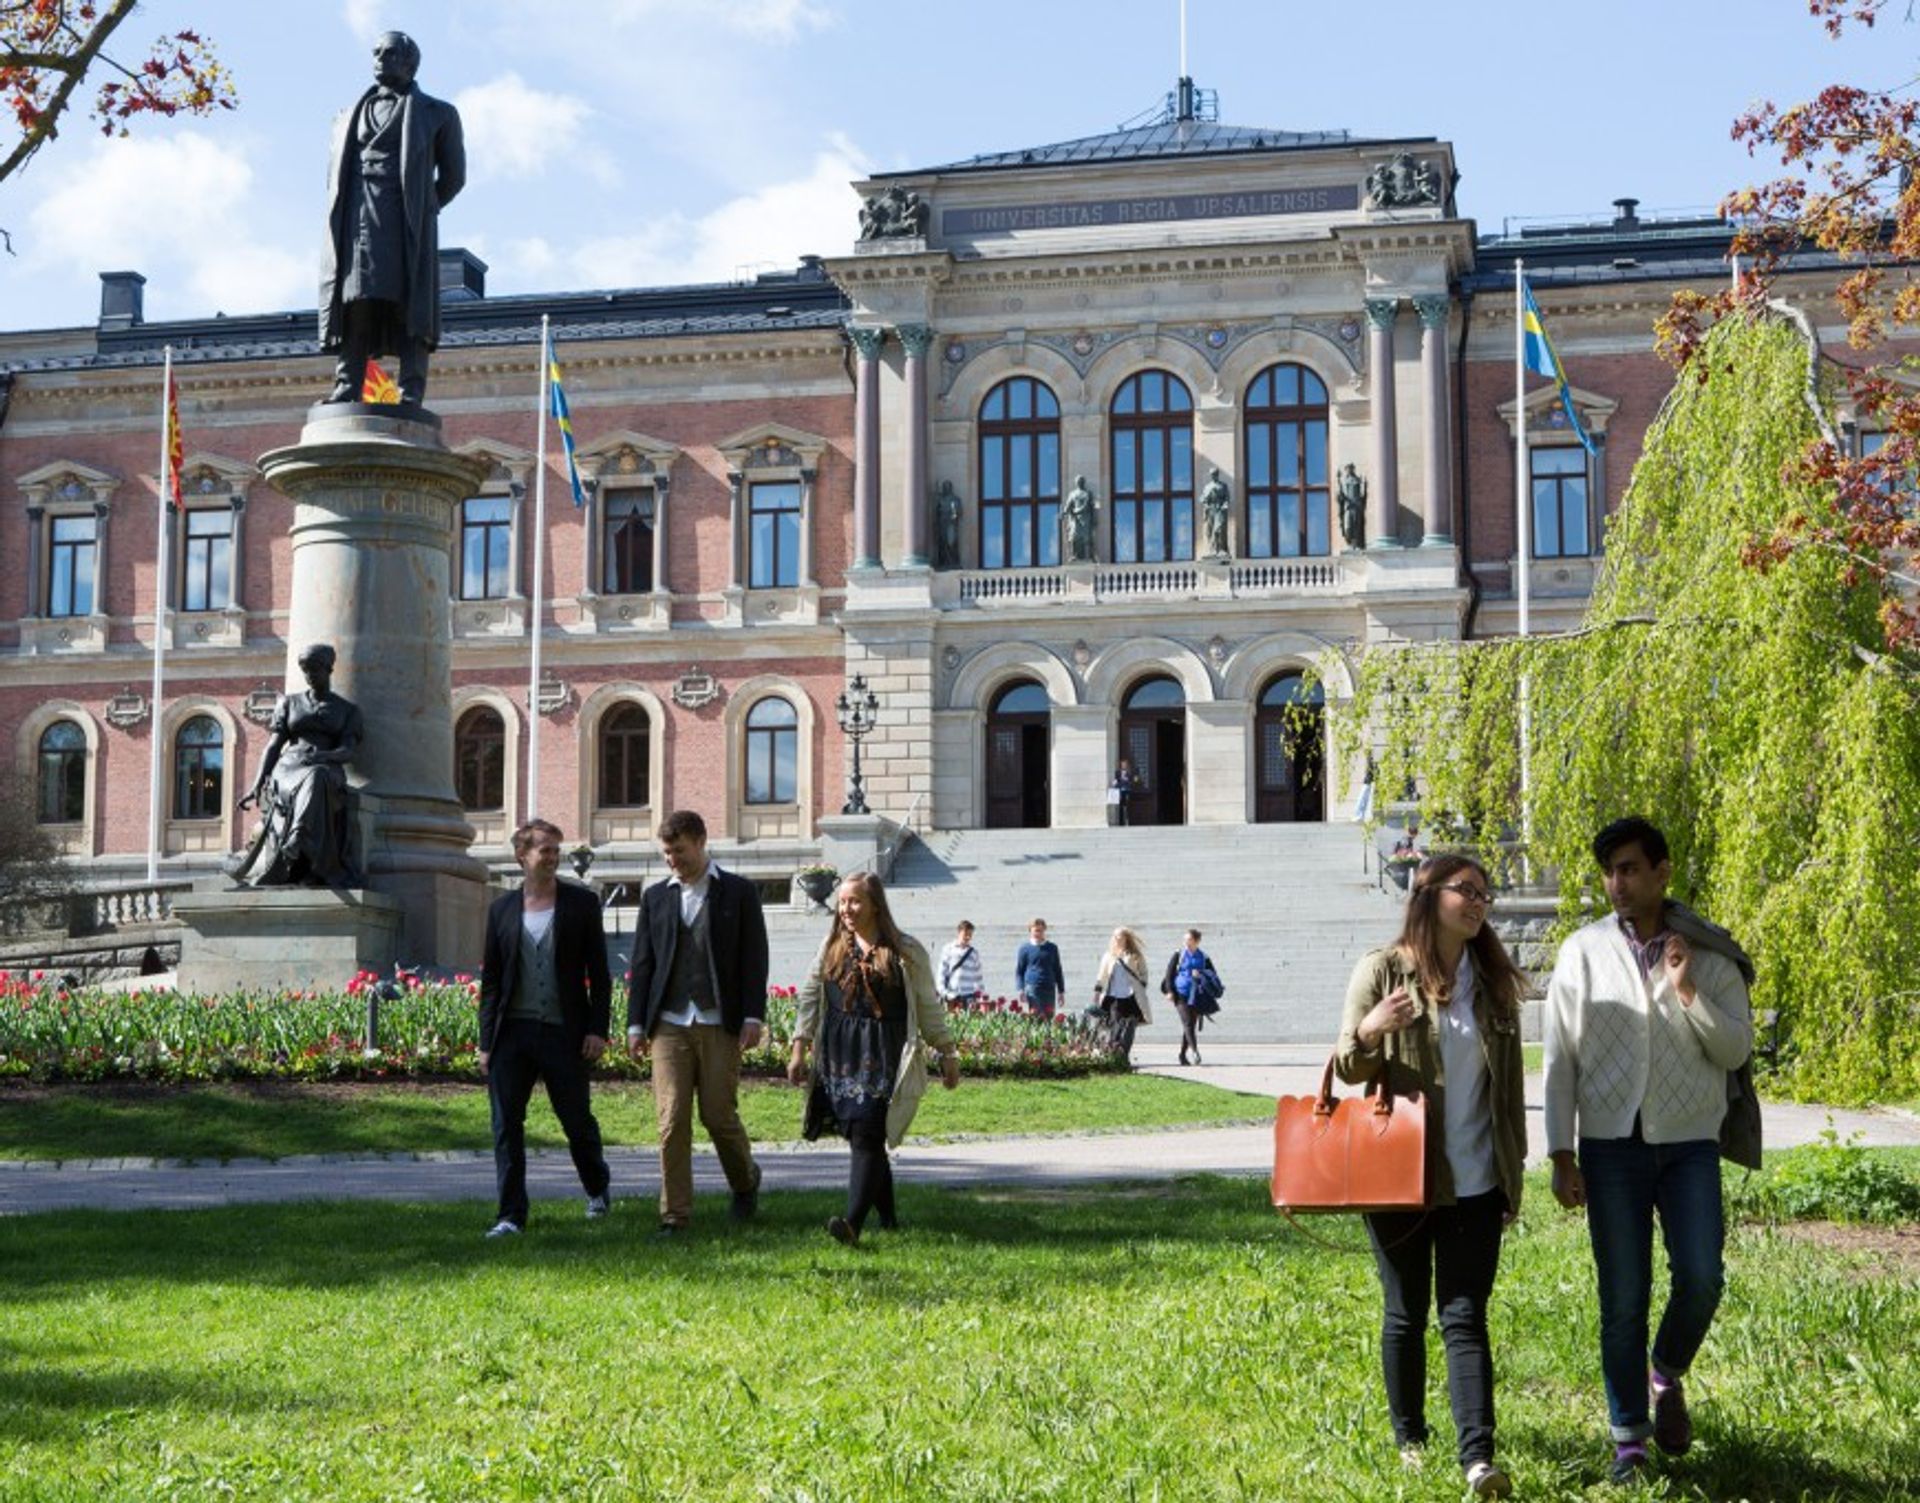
[835, 674, 880, 815]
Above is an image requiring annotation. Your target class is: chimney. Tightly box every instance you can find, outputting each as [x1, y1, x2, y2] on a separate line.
[438, 247, 487, 301]
[1612, 197, 1641, 231]
[99, 271, 146, 330]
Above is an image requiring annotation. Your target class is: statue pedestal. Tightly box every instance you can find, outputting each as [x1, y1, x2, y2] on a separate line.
[258, 407, 495, 969]
[174, 887, 402, 996]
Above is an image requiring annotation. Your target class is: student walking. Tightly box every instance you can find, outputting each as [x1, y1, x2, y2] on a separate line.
[936, 919, 985, 1005]
[1014, 918, 1066, 1018]
[1091, 926, 1152, 1065]
[1159, 928, 1221, 1065]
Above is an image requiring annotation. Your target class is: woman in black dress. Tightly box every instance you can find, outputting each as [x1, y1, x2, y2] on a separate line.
[788, 872, 960, 1245]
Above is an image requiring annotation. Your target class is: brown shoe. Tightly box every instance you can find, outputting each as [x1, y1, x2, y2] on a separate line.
[729, 1164, 763, 1223]
[1653, 1374, 1692, 1455]
[826, 1215, 859, 1246]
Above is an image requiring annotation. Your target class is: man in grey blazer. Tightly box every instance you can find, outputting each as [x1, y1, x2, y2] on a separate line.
[626, 809, 768, 1234]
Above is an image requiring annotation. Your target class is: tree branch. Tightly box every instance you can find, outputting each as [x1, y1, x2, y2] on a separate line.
[0, 0, 138, 187]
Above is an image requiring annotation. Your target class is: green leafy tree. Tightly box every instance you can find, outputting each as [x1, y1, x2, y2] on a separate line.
[1319, 310, 1920, 1103]
[0, 768, 63, 904]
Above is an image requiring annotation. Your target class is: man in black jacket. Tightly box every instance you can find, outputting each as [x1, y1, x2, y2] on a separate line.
[478, 819, 612, 1238]
[626, 809, 768, 1234]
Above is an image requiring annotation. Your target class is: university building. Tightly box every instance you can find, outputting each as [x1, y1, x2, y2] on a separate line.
[0, 89, 1776, 892]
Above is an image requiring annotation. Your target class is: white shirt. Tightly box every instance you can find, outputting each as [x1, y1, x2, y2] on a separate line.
[658, 864, 722, 1028]
[1436, 953, 1497, 1199]
[521, 904, 556, 945]
[1104, 958, 1137, 1000]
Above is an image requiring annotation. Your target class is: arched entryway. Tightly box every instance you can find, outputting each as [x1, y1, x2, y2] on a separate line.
[985, 679, 1050, 828]
[1118, 675, 1186, 825]
[1254, 671, 1325, 823]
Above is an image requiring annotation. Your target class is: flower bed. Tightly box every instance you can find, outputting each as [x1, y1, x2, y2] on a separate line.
[0, 972, 1123, 1084]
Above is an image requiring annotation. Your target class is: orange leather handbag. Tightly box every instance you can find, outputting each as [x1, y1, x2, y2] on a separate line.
[1271, 1056, 1428, 1214]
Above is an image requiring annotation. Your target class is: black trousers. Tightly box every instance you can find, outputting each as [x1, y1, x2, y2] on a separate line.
[845, 1116, 896, 1233]
[1102, 995, 1143, 1063]
[329, 299, 430, 404]
[1172, 1000, 1200, 1059]
[1364, 1188, 1508, 1467]
[488, 1018, 609, 1226]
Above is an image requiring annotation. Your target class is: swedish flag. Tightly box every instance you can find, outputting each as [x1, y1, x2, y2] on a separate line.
[547, 332, 586, 507]
[1521, 279, 1597, 454]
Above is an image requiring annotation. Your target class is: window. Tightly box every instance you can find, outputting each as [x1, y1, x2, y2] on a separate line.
[1110, 371, 1194, 562]
[743, 697, 798, 805]
[36, 721, 86, 824]
[1244, 364, 1331, 557]
[173, 715, 224, 820]
[1531, 446, 1589, 558]
[602, 489, 654, 594]
[48, 514, 97, 618]
[459, 497, 513, 600]
[599, 704, 651, 808]
[748, 481, 801, 589]
[979, 378, 1062, 569]
[180, 509, 235, 612]
[454, 707, 506, 812]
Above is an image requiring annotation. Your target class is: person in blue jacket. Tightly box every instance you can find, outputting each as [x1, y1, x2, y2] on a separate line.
[1160, 928, 1222, 1065]
[1013, 918, 1066, 1017]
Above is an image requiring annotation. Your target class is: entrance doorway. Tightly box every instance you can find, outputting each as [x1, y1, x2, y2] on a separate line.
[1254, 671, 1325, 822]
[985, 679, 1050, 828]
[1117, 675, 1186, 825]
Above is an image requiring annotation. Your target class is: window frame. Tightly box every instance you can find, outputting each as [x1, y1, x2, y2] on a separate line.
[454, 706, 508, 814]
[36, 720, 88, 825]
[742, 696, 799, 806]
[458, 494, 515, 601]
[47, 512, 99, 619]
[171, 713, 225, 821]
[1109, 370, 1196, 564]
[179, 506, 236, 613]
[598, 702, 652, 810]
[747, 479, 802, 590]
[978, 377, 1063, 570]
[1243, 363, 1332, 558]
[1529, 444, 1591, 559]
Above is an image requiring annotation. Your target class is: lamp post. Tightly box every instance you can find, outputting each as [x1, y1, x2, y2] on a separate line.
[835, 674, 880, 815]
[569, 844, 595, 881]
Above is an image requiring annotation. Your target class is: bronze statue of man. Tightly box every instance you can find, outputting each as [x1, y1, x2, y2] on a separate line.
[320, 31, 465, 408]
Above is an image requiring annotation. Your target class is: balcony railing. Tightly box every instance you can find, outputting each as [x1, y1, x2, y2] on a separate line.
[945, 555, 1347, 607]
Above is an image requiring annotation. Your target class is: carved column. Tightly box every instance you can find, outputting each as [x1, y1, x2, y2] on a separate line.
[23, 504, 43, 617]
[89, 501, 110, 613]
[578, 477, 600, 598]
[797, 467, 817, 586]
[726, 470, 746, 589]
[505, 480, 527, 600]
[1414, 295, 1452, 546]
[1364, 298, 1401, 549]
[850, 326, 885, 569]
[226, 493, 249, 613]
[897, 324, 933, 567]
[651, 475, 670, 595]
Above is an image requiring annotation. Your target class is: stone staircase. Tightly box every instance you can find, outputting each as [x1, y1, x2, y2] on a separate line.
[740, 823, 1400, 1043]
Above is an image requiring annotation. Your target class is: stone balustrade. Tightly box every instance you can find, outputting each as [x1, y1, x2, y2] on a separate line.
[944, 555, 1347, 608]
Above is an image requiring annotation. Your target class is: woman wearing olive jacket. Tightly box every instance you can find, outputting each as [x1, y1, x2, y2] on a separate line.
[788, 871, 959, 1246]
[1334, 852, 1528, 1500]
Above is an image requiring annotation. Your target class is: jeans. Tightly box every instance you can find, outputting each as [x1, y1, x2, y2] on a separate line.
[488, 1019, 609, 1226]
[1022, 989, 1057, 1019]
[1578, 1133, 1725, 1441]
[1364, 1189, 1508, 1467]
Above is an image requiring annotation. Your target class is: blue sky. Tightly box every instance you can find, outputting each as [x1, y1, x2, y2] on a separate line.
[0, 0, 1906, 332]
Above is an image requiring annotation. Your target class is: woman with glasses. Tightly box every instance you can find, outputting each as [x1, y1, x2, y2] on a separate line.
[1334, 853, 1529, 1499]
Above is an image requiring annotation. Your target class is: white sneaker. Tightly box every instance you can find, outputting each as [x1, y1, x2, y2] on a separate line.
[1466, 1460, 1512, 1499]
[586, 1192, 611, 1220]
[484, 1219, 523, 1239]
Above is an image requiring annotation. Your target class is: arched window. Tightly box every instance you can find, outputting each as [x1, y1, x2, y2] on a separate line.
[978, 377, 1061, 569]
[36, 721, 87, 824]
[744, 697, 798, 805]
[172, 715, 224, 821]
[1244, 364, 1331, 558]
[1255, 671, 1327, 824]
[599, 703, 651, 809]
[1111, 371, 1194, 562]
[986, 679, 1050, 829]
[455, 707, 506, 813]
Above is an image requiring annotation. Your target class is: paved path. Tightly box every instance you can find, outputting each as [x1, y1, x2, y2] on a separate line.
[3, 1048, 1915, 1217]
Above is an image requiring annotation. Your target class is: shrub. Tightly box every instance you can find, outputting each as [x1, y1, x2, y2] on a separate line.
[1730, 1126, 1920, 1226]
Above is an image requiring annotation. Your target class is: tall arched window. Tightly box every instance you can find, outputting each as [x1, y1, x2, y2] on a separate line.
[1244, 364, 1331, 557]
[36, 721, 87, 824]
[1111, 371, 1194, 562]
[455, 707, 506, 813]
[172, 715, 224, 821]
[978, 377, 1061, 569]
[599, 703, 651, 808]
[744, 697, 798, 805]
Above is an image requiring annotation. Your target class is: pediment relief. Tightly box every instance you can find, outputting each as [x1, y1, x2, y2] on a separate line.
[17, 458, 118, 509]
[1495, 382, 1618, 439]
[715, 420, 828, 470]
[453, 438, 537, 486]
[573, 429, 680, 483]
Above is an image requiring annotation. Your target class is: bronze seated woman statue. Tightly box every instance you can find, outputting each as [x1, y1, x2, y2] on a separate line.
[230, 643, 365, 887]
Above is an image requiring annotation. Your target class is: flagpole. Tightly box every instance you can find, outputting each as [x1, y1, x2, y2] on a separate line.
[528, 316, 551, 825]
[146, 348, 173, 883]
[1515, 264, 1534, 876]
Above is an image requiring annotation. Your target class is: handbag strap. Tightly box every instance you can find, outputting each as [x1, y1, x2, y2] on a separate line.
[1276, 1203, 1429, 1253]
[1316, 1054, 1401, 1117]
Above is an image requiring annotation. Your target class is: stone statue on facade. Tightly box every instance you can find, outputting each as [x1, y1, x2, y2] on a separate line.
[858, 184, 930, 241]
[1200, 468, 1232, 559]
[1337, 463, 1368, 550]
[231, 644, 365, 887]
[1365, 152, 1442, 211]
[320, 31, 466, 407]
[1062, 475, 1097, 563]
[934, 479, 963, 569]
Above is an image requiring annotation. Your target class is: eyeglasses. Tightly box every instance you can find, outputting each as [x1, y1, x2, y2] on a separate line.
[1436, 881, 1494, 906]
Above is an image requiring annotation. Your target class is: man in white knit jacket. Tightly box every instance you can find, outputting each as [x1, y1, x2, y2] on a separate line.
[1543, 816, 1752, 1484]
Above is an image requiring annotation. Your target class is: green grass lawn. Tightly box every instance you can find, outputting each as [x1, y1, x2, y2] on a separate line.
[0, 1173, 1914, 1502]
[0, 1074, 1273, 1163]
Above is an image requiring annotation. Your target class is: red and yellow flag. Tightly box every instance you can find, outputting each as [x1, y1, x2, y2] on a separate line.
[362, 358, 401, 404]
[164, 368, 184, 512]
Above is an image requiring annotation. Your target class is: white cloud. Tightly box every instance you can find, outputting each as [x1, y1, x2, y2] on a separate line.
[23, 133, 309, 319]
[454, 73, 614, 185]
[341, 0, 388, 42]
[592, 0, 835, 41]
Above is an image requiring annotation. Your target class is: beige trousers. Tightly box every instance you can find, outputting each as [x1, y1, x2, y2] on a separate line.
[651, 1021, 759, 1225]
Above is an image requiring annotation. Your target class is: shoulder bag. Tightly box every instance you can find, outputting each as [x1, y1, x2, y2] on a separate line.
[1271, 1055, 1428, 1214]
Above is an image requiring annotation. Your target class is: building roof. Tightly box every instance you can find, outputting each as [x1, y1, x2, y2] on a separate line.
[886, 119, 1432, 177]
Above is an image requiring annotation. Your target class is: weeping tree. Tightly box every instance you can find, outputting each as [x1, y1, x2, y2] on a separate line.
[1315, 308, 1920, 1104]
